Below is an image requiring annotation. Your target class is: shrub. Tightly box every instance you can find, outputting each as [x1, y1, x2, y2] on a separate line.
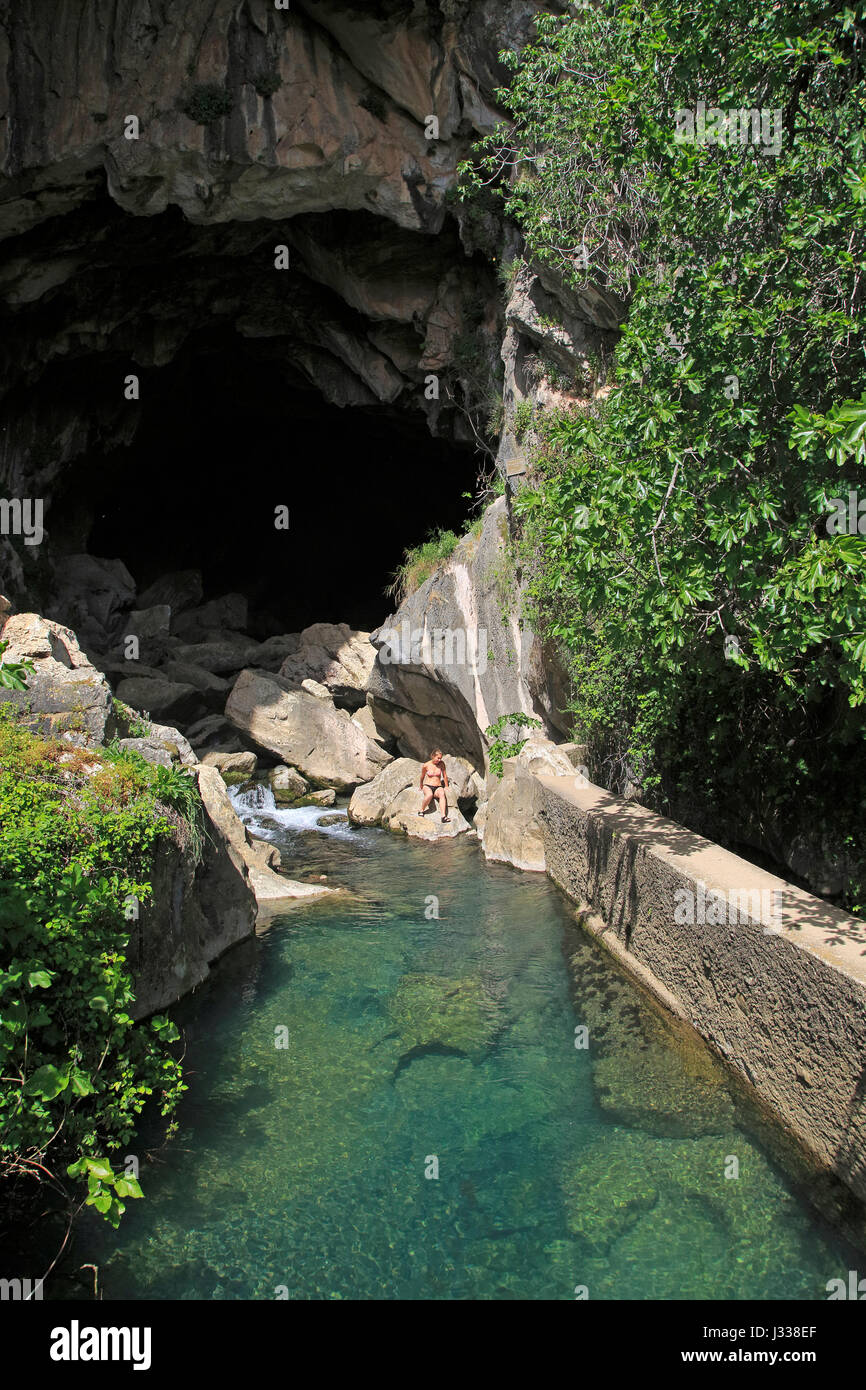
[0, 707, 191, 1228]
[180, 83, 233, 125]
[386, 529, 461, 605]
[485, 713, 542, 778]
[252, 68, 282, 98]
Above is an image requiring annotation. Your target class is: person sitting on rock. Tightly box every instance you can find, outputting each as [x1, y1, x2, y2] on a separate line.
[420, 750, 450, 822]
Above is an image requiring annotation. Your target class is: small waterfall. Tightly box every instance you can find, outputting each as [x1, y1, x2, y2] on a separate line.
[229, 781, 276, 813]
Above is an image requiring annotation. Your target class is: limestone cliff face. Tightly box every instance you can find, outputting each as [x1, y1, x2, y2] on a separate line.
[366, 495, 570, 768]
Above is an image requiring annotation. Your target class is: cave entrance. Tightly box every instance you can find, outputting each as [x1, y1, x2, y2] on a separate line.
[69, 327, 476, 635]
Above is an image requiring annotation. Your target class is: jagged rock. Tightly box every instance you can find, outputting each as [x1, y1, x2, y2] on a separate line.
[160, 660, 232, 705]
[279, 622, 377, 709]
[241, 824, 335, 907]
[300, 677, 332, 700]
[249, 633, 302, 671]
[138, 570, 203, 614]
[201, 750, 257, 776]
[226, 667, 391, 790]
[115, 674, 204, 724]
[117, 737, 173, 768]
[350, 700, 393, 749]
[270, 764, 309, 803]
[140, 720, 198, 766]
[0, 610, 115, 745]
[480, 761, 547, 871]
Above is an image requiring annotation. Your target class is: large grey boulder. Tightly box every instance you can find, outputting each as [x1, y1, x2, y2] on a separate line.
[0, 610, 115, 745]
[171, 593, 249, 639]
[226, 667, 391, 790]
[172, 638, 261, 676]
[279, 621, 377, 709]
[115, 674, 204, 724]
[347, 754, 477, 828]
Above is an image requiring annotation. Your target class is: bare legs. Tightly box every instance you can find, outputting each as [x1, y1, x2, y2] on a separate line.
[420, 785, 450, 821]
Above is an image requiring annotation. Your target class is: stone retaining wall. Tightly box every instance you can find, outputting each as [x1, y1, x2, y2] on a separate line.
[536, 776, 866, 1207]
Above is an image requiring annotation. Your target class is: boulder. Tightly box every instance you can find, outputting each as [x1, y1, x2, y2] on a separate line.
[48, 553, 136, 643]
[160, 660, 232, 705]
[270, 764, 309, 802]
[347, 757, 421, 825]
[480, 756, 553, 871]
[184, 713, 237, 752]
[172, 639, 261, 676]
[171, 592, 249, 639]
[382, 787, 471, 839]
[115, 674, 204, 725]
[117, 736, 174, 768]
[0, 611, 114, 745]
[241, 826, 335, 907]
[305, 788, 336, 806]
[201, 750, 257, 776]
[141, 720, 198, 766]
[249, 633, 302, 671]
[279, 621, 376, 709]
[225, 667, 391, 790]
[125, 605, 171, 639]
[350, 700, 394, 749]
[138, 570, 203, 614]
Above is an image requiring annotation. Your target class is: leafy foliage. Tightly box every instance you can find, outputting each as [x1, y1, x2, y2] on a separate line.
[180, 83, 233, 125]
[0, 639, 33, 690]
[485, 713, 542, 779]
[464, 0, 866, 905]
[386, 529, 461, 604]
[0, 709, 189, 1226]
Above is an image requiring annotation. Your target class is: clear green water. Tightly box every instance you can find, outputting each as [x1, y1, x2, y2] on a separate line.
[80, 802, 852, 1300]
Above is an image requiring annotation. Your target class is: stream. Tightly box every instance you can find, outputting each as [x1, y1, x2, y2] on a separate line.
[74, 791, 853, 1300]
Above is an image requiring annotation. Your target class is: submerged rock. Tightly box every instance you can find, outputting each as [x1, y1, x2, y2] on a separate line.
[388, 973, 503, 1061]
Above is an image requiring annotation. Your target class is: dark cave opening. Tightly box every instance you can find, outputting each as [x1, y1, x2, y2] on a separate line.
[68, 330, 477, 634]
[0, 187, 493, 639]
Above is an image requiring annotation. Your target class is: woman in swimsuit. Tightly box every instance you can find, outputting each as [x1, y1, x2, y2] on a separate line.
[420, 749, 450, 822]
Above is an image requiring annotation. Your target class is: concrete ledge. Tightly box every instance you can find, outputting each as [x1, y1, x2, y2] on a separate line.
[536, 776, 866, 1206]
